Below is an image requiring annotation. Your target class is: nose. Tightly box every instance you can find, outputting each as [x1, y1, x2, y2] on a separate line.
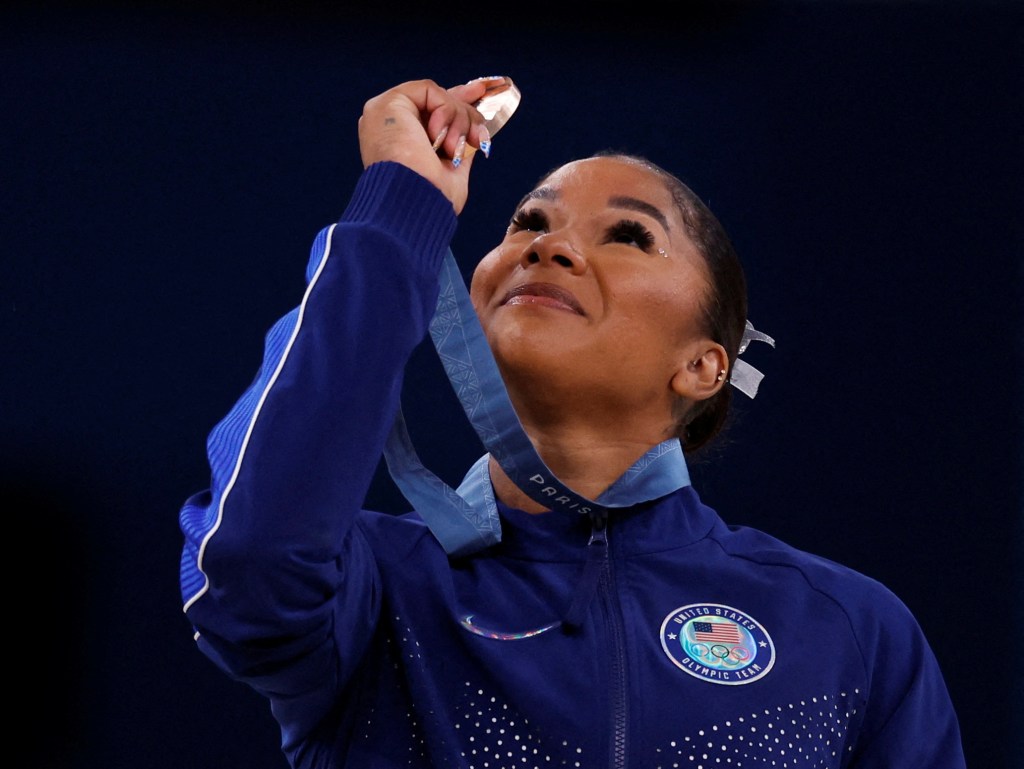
[520, 231, 587, 274]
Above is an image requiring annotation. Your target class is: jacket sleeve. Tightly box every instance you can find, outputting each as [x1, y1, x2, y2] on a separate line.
[177, 161, 458, 730]
[848, 587, 966, 768]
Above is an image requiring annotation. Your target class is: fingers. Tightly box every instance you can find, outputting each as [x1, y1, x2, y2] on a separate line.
[360, 78, 493, 166]
[427, 118, 489, 167]
[446, 76, 498, 102]
[357, 77, 505, 214]
[425, 77, 504, 164]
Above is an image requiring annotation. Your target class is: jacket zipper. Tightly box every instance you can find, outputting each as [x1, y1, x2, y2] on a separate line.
[560, 512, 627, 766]
[598, 515, 628, 769]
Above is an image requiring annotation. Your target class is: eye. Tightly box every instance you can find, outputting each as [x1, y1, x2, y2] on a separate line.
[606, 219, 655, 251]
[508, 208, 548, 234]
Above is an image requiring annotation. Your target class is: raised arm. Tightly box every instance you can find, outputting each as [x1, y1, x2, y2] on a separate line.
[177, 77, 492, 735]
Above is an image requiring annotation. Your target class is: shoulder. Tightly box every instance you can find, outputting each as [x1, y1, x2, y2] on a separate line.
[686, 509, 964, 764]
[710, 521, 925, 644]
[354, 507, 446, 564]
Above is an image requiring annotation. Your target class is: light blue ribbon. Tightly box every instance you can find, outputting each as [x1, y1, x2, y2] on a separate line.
[383, 250, 690, 556]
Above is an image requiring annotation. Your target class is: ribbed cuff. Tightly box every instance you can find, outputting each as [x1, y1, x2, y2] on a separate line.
[339, 162, 459, 277]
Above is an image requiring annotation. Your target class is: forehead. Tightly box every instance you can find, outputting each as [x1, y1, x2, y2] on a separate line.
[526, 157, 677, 221]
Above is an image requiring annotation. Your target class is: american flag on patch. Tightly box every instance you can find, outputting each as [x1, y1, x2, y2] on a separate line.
[693, 621, 741, 644]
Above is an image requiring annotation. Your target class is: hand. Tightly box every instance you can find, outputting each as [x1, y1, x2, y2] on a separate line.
[358, 77, 499, 214]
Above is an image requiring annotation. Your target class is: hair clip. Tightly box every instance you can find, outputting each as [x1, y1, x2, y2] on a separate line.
[729, 320, 775, 398]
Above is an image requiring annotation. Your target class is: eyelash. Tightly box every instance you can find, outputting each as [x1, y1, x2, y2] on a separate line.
[508, 208, 546, 233]
[508, 209, 657, 252]
[609, 219, 655, 250]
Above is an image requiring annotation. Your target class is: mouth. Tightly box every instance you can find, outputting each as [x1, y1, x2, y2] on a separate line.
[500, 282, 585, 315]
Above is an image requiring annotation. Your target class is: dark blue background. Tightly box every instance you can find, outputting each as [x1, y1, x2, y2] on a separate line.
[3, 2, 1021, 767]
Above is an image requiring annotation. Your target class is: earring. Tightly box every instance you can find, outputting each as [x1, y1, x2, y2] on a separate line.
[658, 248, 668, 258]
[716, 370, 726, 382]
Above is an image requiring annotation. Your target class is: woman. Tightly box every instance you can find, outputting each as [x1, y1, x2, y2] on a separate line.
[179, 77, 965, 768]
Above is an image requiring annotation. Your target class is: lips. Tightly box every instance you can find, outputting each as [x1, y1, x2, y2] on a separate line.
[500, 282, 585, 315]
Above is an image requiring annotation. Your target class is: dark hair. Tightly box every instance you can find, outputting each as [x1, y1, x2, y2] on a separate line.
[545, 151, 749, 454]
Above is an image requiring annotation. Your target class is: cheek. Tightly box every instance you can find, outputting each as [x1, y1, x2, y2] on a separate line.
[608, 272, 707, 342]
[469, 248, 509, 313]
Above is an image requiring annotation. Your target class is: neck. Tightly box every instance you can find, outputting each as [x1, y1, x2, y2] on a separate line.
[489, 368, 682, 513]
[488, 425, 671, 514]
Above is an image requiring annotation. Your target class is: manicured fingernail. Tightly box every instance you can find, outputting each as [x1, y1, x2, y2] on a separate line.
[452, 134, 467, 167]
[431, 125, 449, 152]
[478, 126, 491, 159]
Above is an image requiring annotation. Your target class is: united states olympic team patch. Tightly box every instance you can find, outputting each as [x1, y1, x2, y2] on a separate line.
[660, 603, 775, 685]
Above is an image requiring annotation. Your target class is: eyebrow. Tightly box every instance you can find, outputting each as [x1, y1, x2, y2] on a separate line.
[516, 187, 557, 208]
[517, 189, 671, 234]
[608, 196, 670, 233]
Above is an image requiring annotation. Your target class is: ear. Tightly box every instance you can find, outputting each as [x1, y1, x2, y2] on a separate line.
[670, 342, 729, 402]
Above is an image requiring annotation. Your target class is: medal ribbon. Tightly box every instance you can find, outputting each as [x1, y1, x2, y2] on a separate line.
[383, 250, 690, 556]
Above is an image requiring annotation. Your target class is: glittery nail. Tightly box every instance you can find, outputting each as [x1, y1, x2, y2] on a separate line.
[452, 134, 467, 167]
[478, 126, 492, 159]
[431, 125, 449, 152]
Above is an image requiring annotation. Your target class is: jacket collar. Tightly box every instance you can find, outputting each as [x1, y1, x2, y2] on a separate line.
[493, 486, 719, 561]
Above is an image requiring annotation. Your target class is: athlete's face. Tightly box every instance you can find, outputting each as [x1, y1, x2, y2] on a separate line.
[470, 157, 718, 418]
